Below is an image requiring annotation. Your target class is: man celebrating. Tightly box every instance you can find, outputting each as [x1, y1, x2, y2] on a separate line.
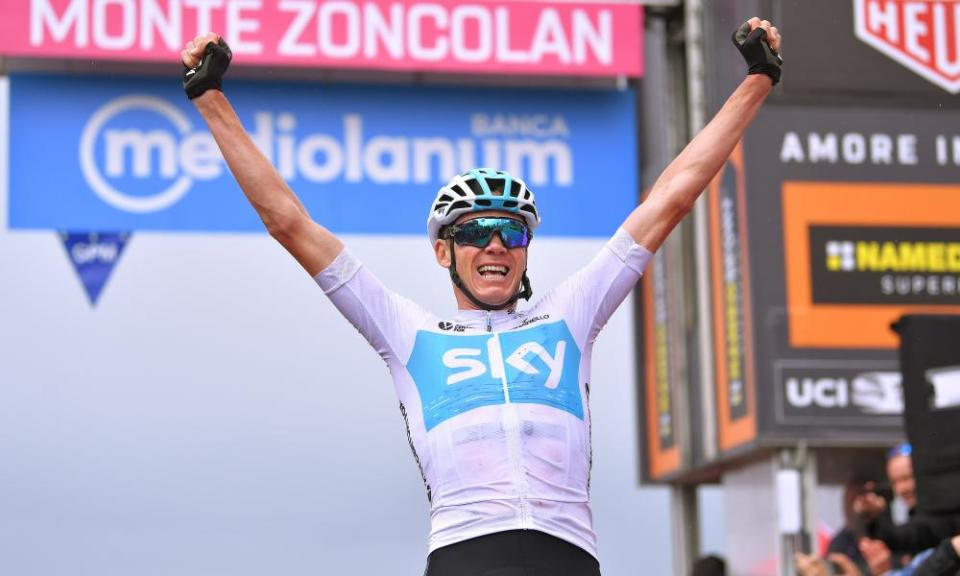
[180, 17, 782, 575]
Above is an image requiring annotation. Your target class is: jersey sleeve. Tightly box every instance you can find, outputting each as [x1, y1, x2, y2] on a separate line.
[313, 248, 428, 366]
[541, 227, 652, 348]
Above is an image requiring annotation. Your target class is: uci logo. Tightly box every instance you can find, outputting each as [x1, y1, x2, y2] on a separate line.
[786, 377, 850, 408]
[785, 371, 903, 413]
[79, 95, 222, 213]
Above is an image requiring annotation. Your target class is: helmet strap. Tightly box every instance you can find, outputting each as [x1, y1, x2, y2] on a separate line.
[447, 239, 533, 311]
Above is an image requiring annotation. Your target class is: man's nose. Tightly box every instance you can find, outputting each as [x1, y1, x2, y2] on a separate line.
[484, 233, 507, 252]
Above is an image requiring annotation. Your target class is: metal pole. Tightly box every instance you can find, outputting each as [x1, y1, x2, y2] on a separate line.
[684, 0, 717, 469]
[642, 9, 702, 573]
[671, 484, 700, 576]
[778, 444, 816, 576]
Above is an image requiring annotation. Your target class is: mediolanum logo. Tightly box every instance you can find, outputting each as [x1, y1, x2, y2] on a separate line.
[78, 94, 574, 215]
[853, 0, 960, 94]
[80, 95, 215, 213]
[13, 76, 635, 237]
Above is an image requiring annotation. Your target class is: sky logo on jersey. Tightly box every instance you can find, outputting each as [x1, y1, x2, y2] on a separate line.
[8, 74, 636, 236]
[407, 320, 582, 430]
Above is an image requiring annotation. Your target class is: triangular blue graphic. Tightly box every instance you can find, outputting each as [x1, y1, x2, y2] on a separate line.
[59, 232, 131, 306]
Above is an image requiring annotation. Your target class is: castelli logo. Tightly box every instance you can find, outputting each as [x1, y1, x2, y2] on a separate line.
[853, 0, 960, 94]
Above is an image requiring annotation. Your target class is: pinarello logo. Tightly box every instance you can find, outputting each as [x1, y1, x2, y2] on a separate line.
[854, 0, 960, 94]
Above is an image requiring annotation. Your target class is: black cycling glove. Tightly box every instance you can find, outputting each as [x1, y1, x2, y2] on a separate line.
[731, 22, 783, 85]
[183, 38, 232, 100]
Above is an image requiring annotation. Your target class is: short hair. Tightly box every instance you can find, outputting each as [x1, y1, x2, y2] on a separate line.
[691, 555, 726, 576]
[887, 443, 912, 460]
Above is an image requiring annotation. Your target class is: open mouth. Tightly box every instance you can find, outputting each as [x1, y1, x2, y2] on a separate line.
[477, 264, 510, 279]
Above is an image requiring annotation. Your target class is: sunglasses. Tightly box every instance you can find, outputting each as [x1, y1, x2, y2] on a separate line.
[444, 217, 532, 249]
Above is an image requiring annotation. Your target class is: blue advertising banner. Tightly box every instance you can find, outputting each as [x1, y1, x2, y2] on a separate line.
[9, 74, 638, 237]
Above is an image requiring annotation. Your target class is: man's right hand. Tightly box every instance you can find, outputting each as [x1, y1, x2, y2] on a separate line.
[853, 483, 888, 522]
[182, 33, 232, 100]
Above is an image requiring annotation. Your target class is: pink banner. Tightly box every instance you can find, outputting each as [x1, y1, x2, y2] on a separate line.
[2, 0, 643, 77]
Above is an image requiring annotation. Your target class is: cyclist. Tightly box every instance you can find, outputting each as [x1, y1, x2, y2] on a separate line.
[181, 17, 782, 575]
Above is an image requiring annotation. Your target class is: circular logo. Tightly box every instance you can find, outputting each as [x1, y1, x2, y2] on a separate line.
[79, 95, 193, 213]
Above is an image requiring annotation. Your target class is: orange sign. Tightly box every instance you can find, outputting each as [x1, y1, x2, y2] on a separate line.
[642, 253, 680, 479]
[707, 143, 757, 453]
[783, 181, 960, 348]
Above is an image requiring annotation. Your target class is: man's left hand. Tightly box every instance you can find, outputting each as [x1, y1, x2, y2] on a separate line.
[732, 17, 783, 85]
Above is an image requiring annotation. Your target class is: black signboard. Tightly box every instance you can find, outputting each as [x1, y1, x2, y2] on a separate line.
[809, 226, 960, 305]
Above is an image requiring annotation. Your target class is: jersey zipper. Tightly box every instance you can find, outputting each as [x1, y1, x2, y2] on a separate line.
[489, 328, 530, 529]
[485, 310, 492, 333]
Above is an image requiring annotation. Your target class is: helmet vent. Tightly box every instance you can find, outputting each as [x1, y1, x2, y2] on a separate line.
[451, 185, 469, 197]
[487, 179, 505, 195]
[449, 200, 472, 212]
[475, 199, 492, 206]
[465, 179, 484, 195]
[509, 181, 522, 197]
[502, 200, 518, 208]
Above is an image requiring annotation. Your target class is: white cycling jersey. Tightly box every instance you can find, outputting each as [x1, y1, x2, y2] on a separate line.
[313, 228, 651, 558]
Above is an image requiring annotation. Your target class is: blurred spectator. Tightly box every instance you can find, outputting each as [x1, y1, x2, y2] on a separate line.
[887, 443, 918, 514]
[859, 537, 893, 575]
[855, 445, 960, 555]
[690, 554, 725, 576]
[830, 477, 876, 574]
[795, 552, 862, 576]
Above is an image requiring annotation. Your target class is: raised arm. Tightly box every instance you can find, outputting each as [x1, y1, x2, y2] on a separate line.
[623, 17, 782, 252]
[182, 34, 342, 276]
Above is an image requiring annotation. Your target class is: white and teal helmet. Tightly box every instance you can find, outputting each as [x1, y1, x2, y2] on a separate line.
[428, 168, 540, 244]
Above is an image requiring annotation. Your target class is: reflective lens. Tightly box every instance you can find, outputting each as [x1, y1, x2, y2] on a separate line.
[447, 217, 531, 249]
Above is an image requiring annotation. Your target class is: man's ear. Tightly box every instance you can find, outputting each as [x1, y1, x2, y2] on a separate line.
[434, 239, 451, 268]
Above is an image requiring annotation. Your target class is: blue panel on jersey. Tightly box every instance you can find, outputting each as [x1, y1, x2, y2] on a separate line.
[407, 332, 506, 431]
[406, 321, 583, 431]
[500, 321, 583, 419]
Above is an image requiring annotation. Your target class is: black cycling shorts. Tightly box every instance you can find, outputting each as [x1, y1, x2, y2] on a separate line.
[423, 529, 602, 576]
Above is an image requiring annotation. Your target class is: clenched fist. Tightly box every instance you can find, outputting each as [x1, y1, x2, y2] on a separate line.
[732, 17, 783, 85]
[181, 33, 232, 100]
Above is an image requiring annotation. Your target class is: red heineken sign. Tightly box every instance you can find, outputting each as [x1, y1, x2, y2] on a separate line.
[854, 0, 960, 93]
